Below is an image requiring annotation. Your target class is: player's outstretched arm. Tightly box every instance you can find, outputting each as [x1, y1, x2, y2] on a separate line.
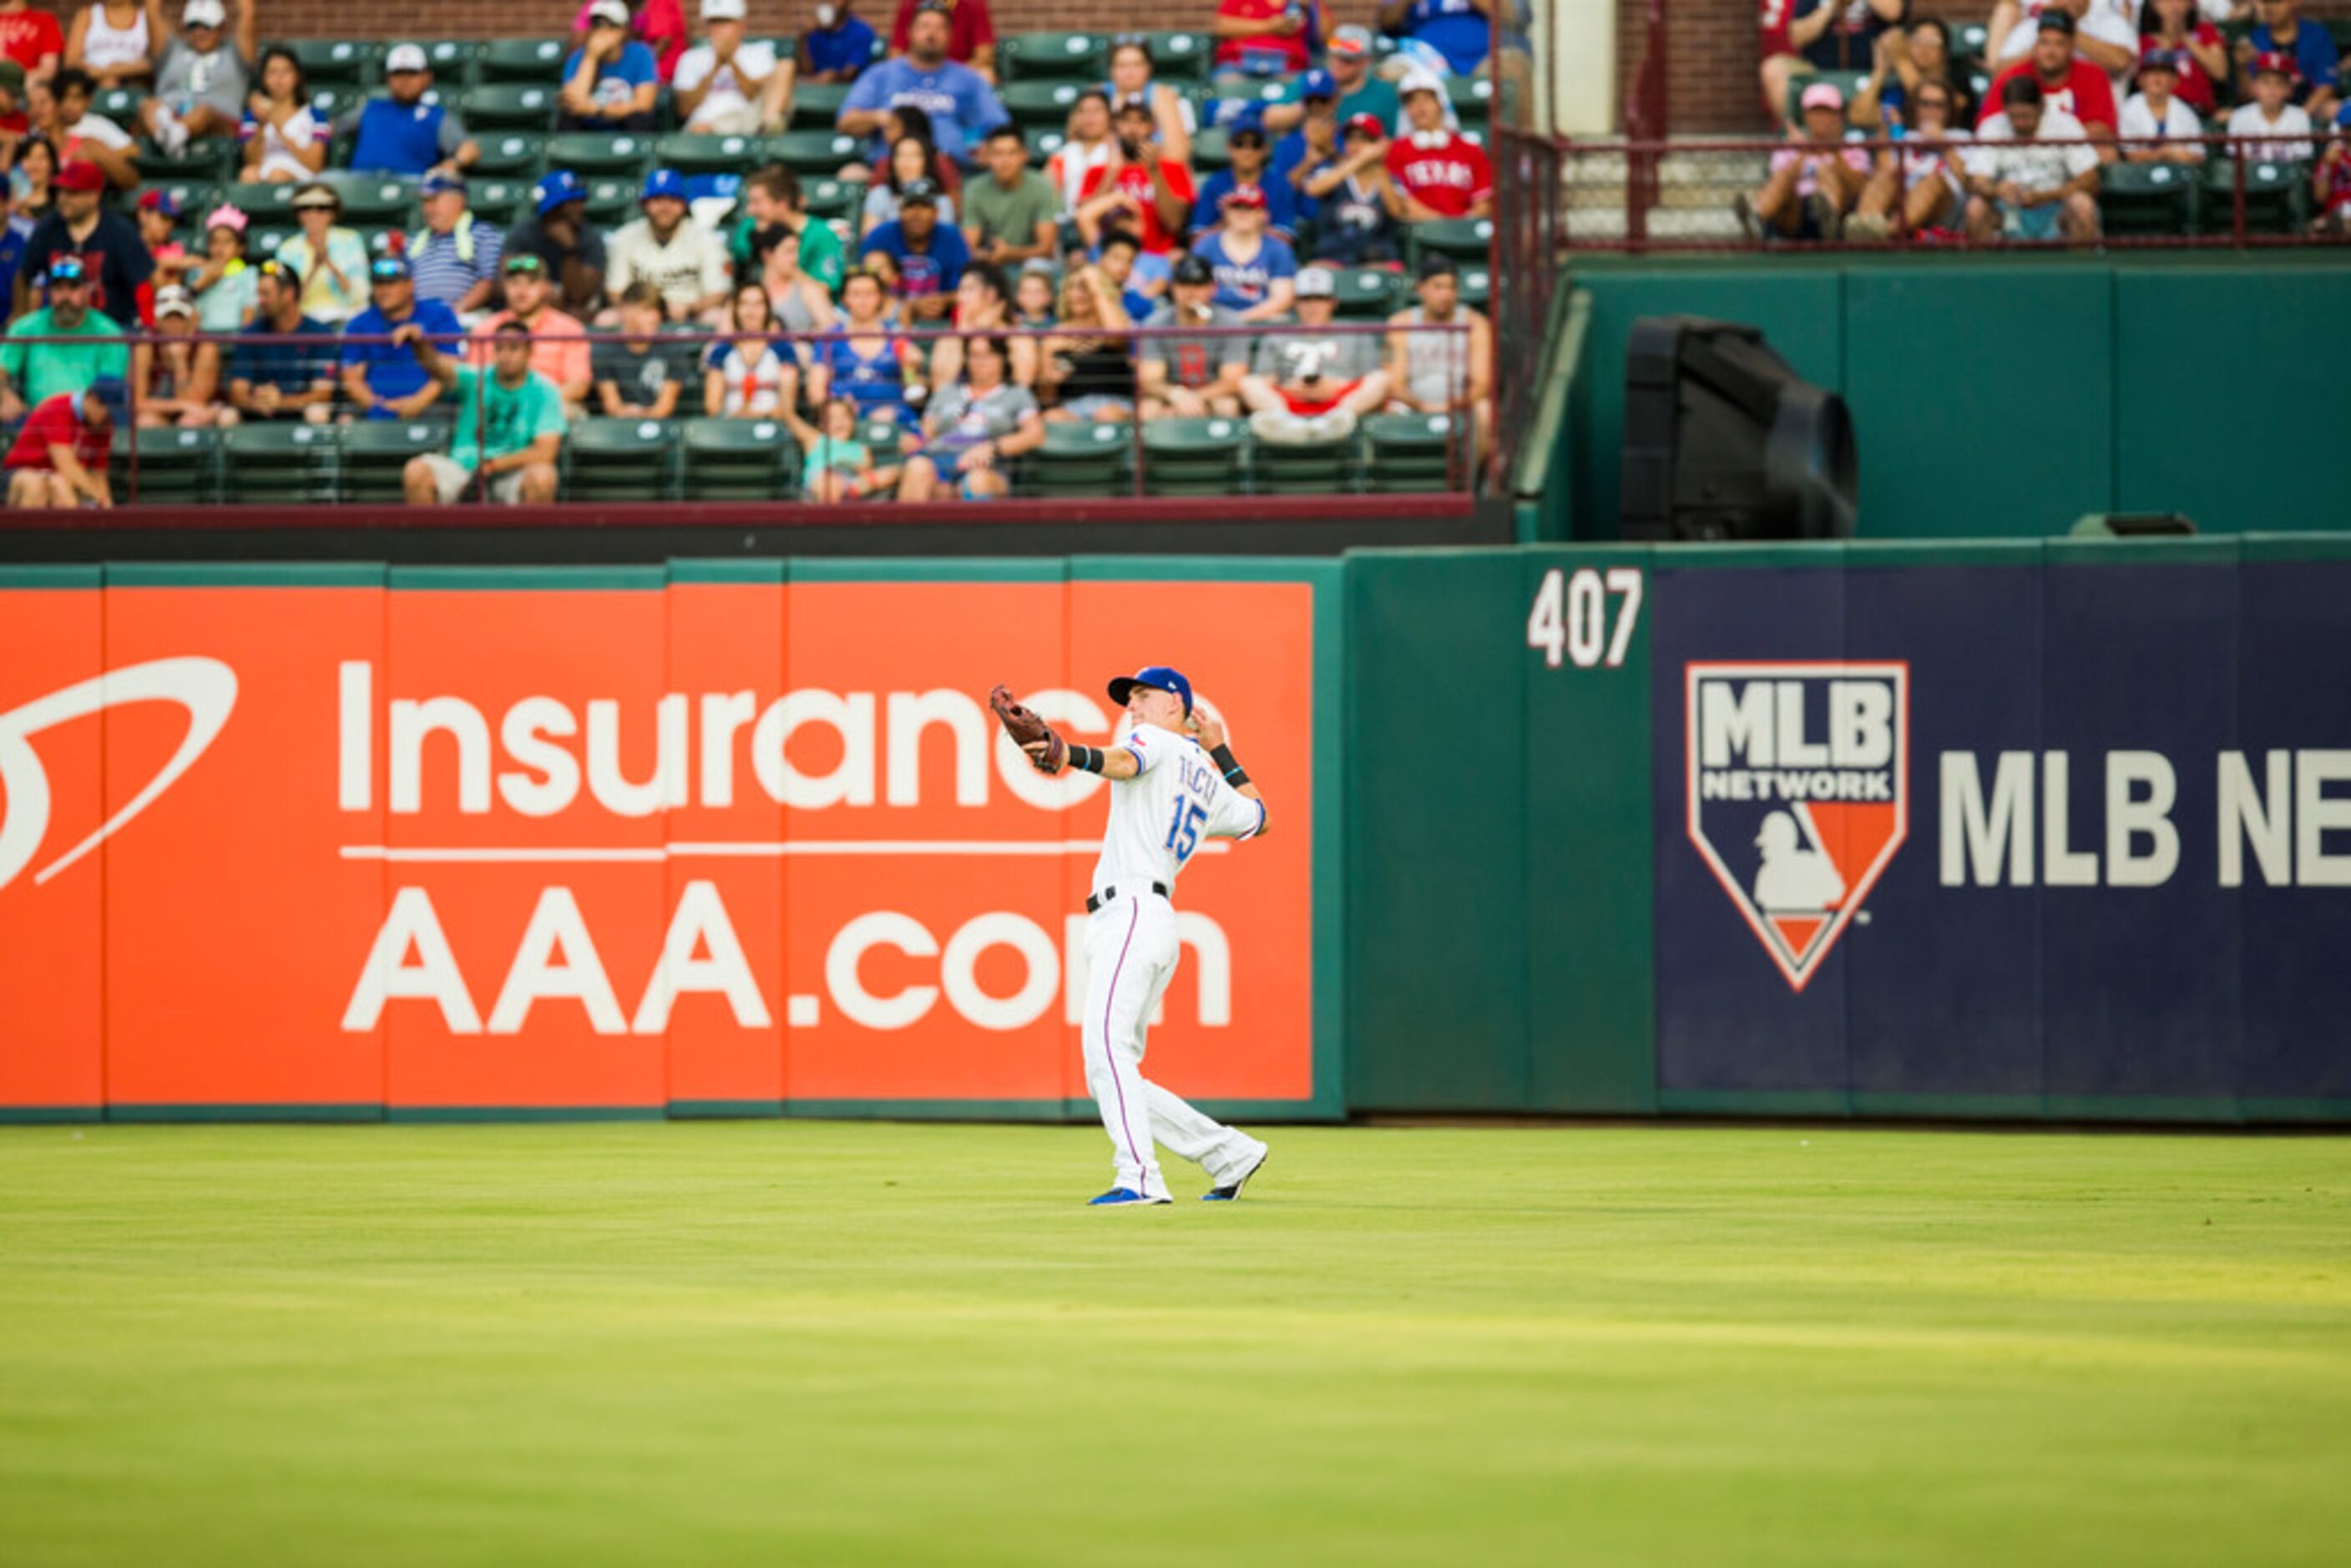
[1025, 739, 1142, 779]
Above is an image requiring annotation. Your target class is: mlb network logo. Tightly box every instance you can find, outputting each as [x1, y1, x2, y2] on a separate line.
[1685, 663, 1909, 991]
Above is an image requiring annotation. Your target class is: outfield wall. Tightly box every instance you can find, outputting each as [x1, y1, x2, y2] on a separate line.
[1562, 258, 2351, 543]
[0, 561, 1346, 1123]
[9, 541, 2349, 1125]
[1349, 537, 2351, 1123]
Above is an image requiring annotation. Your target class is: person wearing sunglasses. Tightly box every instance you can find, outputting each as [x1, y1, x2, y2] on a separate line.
[338, 254, 463, 421]
[276, 180, 369, 323]
[0, 253, 129, 424]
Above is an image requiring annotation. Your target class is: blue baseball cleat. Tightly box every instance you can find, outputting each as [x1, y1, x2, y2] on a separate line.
[1201, 1146, 1269, 1201]
[1088, 1187, 1171, 1206]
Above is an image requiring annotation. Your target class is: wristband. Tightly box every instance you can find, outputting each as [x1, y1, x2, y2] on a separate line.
[1068, 744, 1105, 774]
[1211, 743, 1250, 787]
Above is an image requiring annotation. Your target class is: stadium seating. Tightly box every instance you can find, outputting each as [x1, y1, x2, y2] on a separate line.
[467, 84, 559, 132]
[1142, 31, 1211, 81]
[547, 133, 657, 179]
[791, 83, 852, 129]
[1002, 81, 1088, 129]
[569, 417, 685, 501]
[1409, 217, 1492, 264]
[2099, 161, 2201, 238]
[478, 38, 569, 84]
[336, 177, 421, 227]
[1000, 31, 1108, 83]
[222, 421, 338, 503]
[1250, 425, 1356, 493]
[771, 130, 863, 175]
[1329, 268, 1401, 318]
[337, 419, 444, 503]
[111, 426, 220, 505]
[1022, 418, 1134, 496]
[1362, 412, 1459, 493]
[2204, 159, 2308, 235]
[1140, 416, 1246, 496]
[289, 37, 378, 84]
[468, 134, 549, 179]
[659, 134, 766, 176]
[682, 417, 796, 498]
[419, 39, 479, 83]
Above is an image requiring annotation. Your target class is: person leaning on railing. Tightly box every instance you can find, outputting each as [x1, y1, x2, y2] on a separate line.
[395, 319, 565, 505]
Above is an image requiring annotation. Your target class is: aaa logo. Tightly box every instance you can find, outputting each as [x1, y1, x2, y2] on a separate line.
[1685, 662, 1908, 991]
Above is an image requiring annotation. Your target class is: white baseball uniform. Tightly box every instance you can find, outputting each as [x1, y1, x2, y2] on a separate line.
[1080, 721, 1268, 1200]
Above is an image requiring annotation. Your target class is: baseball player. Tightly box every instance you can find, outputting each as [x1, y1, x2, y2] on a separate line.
[990, 667, 1272, 1206]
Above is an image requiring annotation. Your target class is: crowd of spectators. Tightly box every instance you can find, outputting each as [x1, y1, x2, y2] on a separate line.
[0, 0, 1499, 506]
[1744, 0, 2351, 244]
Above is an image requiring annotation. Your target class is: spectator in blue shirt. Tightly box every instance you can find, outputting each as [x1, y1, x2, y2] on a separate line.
[337, 255, 465, 420]
[226, 259, 337, 422]
[333, 44, 478, 179]
[860, 180, 968, 321]
[1189, 187, 1296, 321]
[1189, 107, 1302, 240]
[562, 0, 661, 131]
[2243, 0, 2341, 120]
[837, 3, 1008, 167]
[801, 0, 881, 82]
[1379, 0, 1492, 77]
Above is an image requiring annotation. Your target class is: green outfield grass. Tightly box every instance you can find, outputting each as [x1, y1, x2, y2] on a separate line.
[2, 1123, 2345, 1565]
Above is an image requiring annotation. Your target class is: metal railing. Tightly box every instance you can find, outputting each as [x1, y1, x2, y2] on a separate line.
[1546, 132, 2348, 254]
[0, 318, 1481, 513]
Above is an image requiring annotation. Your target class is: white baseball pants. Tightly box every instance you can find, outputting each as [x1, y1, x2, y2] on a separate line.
[1080, 888, 1261, 1200]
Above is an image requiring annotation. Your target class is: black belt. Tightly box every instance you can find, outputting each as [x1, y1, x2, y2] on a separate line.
[1087, 882, 1168, 913]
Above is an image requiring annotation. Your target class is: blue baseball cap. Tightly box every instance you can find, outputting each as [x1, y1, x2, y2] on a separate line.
[534, 168, 584, 215]
[1226, 104, 1267, 137]
[84, 374, 129, 422]
[1108, 665, 1193, 716]
[640, 166, 687, 203]
[420, 170, 468, 196]
[1297, 68, 1337, 101]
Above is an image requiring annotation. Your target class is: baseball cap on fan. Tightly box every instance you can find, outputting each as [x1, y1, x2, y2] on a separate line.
[384, 43, 430, 75]
[587, 0, 632, 25]
[182, 0, 226, 28]
[1108, 666, 1194, 716]
[703, 0, 747, 17]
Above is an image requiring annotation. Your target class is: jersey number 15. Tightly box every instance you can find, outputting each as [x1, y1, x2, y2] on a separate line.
[1164, 800, 1208, 863]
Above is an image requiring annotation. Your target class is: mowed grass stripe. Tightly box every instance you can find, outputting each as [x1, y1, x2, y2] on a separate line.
[2, 1124, 2344, 1567]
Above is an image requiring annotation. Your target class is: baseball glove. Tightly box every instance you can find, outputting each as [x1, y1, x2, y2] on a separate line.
[988, 685, 1067, 774]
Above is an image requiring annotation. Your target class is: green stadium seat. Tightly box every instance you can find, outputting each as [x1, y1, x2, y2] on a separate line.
[478, 38, 570, 84]
[799, 177, 862, 224]
[1002, 30, 1108, 83]
[337, 419, 444, 503]
[579, 176, 638, 226]
[469, 133, 549, 179]
[224, 181, 299, 220]
[1192, 128, 1231, 169]
[94, 85, 144, 121]
[1362, 412, 1462, 493]
[112, 425, 220, 505]
[1446, 75, 1493, 129]
[790, 82, 851, 129]
[1140, 415, 1245, 495]
[1021, 417, 1133, 496]
[222, 421, 338, 503]
[464, 178, 531, 225]
[466, 83, 559, 132]
[336, 177, 421, 228]
[771, 129, 862, 174]
[1952, 21, 1990, 63]
[857, 415, 909, 452]
[569, 417, 683, 501]
[682, 416, 796, 499]
[1328, 266, 1401, 318]
[1001, 79, 1087, 128]
[1033, 129, 1068, 164]
[288, 38, 378, 85]
[1142, 31, 1210, 82]
[1456, 264, 1492, 310]
[132, 140, 237, 187]
[303, 83, 361, 127]
[2203, 157, 2308, 235]
[1249, 424, 1357, 493]
[657, 132, 766, 175]
[1409, 216, 1493, 265]
[2098, 159, 2200, 237]
[245, 224, 294, 258]
[546, 132, 656, 178]
[417, 39, 480, 86]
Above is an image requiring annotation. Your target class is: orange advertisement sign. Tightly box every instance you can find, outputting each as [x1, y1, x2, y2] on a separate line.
[0, 567, 1329, 1118]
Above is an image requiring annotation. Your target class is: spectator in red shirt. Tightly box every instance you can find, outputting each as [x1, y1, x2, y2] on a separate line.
[1983, 11, 2119, 143]
[0, 0, 63, 82]
[1074, 98, 1196, 255]
[1385, 73, 1494, 219]
[1213, 0, 1314, 87]
[888, 0, 993, 83]
[5, 372, 124, 508]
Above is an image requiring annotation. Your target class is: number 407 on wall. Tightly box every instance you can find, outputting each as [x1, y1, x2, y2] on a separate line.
[1527, 567, 1643, 670]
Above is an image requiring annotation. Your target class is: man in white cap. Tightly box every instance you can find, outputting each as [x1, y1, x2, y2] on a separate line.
[562, 0, 661, 131]
[335, 44, 478, 180]
[139, 0, 256, 155]
[674, 0, 794, 134]
[1239, 263, 1391, 443]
